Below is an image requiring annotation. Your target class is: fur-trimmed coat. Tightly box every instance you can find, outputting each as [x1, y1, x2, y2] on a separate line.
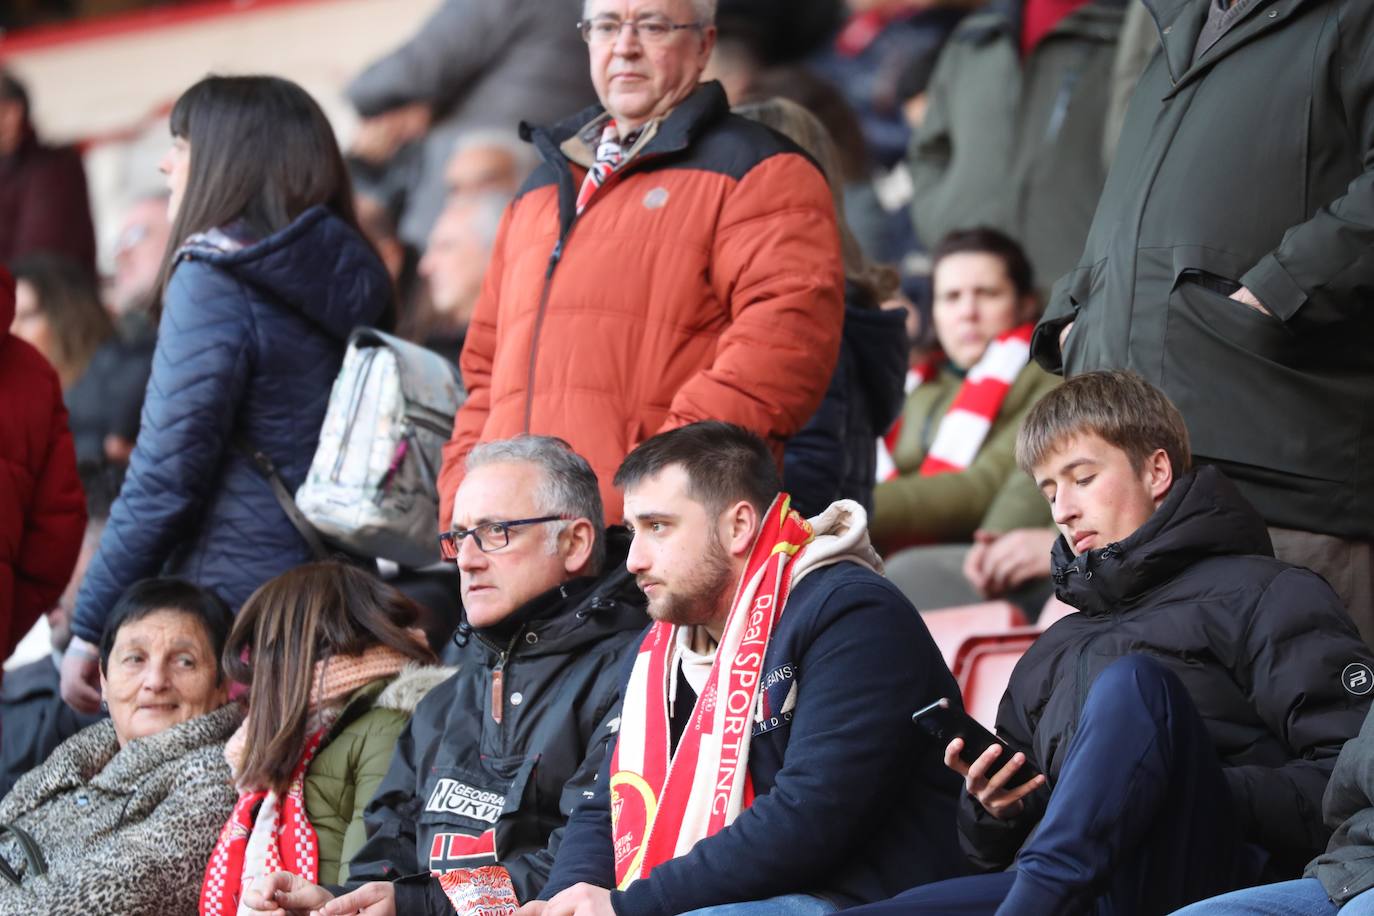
[0, 703, 242, 916]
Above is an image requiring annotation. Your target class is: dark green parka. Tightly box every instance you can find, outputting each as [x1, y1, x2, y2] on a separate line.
[1034, 0, 1374, 539]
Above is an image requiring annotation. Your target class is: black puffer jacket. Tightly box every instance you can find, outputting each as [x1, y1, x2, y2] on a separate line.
[344, 533, 647, 912]
[961, 466, 1374, 877]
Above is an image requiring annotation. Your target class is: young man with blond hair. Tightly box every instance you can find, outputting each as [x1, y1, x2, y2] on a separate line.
[854, 371, 1374, 914]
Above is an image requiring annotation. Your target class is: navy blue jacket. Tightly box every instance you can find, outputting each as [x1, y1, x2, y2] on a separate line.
[72, 207, 391, 643]
[541, 561, 966, 914]
[785, 282, 909, 518]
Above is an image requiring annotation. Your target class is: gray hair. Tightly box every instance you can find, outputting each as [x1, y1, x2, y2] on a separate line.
[581, 0, 716, 25]
[448, 128, 540, 187]
[466, 436, 607, 574]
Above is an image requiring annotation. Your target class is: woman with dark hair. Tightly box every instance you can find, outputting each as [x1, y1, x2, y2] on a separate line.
[9, 253, 154, 514]
[199, 561, 445, 913]
[61, 75, 394, 713]
[872, 228, 1061, 616]
[0, 578, 240, 916]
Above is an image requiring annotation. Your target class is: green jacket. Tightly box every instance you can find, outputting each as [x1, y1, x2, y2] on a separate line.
[871, 363, 1059, 554]
[1033, 0, 1374, 540]
[304, 665, 451, 885]
[908, 0, 1130, 288]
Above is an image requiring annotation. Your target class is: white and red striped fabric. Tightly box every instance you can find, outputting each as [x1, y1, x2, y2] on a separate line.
[877, 323, 1035, 482]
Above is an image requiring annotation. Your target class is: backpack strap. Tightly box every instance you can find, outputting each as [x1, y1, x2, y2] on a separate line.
[233, 435, 331, 561]
[0, 823, 48, 886]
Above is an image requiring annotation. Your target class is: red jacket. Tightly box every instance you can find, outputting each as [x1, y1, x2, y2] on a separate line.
[0, 268, 86, 672]
[438, 83, 845, 524]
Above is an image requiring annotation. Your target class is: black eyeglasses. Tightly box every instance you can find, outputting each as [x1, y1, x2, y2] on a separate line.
[438, 516, 567, 558]
[577, 16, 703, 45]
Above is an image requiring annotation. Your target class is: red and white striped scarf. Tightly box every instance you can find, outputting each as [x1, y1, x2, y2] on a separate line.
[199, 731, 325, 916]
[609, 497, 881, 889]
[576, 121, 637, 215]
[877, 323, 1035, 481]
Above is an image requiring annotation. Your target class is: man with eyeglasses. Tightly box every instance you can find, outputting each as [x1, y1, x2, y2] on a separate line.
[245, 436, 648, 916]
[436, 0, 846, 531]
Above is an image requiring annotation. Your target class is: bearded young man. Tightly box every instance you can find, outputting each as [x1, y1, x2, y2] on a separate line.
[522, 421, 965, 916]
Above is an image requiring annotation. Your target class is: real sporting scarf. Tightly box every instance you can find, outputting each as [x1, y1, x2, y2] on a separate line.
[609, 496, 880, 889]
[576, 121, 641, 215]
[199, 730, 324, 916]
[877, 323, 1034, 481]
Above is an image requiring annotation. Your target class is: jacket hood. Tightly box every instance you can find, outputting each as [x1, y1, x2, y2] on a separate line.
[375, 663, 458, 713]
[1051, 465, 1274, 616]
[843, 284, 910, 431]
[458, 527, 648, 661]
[180, 206, 392, 341]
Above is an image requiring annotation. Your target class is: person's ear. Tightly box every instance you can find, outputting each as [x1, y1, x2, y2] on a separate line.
[561, 518, 597, 575]
[697, 25, 718, 69]
[1017, 294, 1040, 325]
[721, 499, 759, 559]
[1145, 448, 1174, 505]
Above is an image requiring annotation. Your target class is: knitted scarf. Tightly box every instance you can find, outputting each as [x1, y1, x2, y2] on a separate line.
[610, 496, 881, 889]
[877, 323, 1035, 481]
[200, 644, 414, 916]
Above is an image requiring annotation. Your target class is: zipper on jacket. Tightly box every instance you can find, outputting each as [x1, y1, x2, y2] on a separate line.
[488, 629, 525, 724]
[523, 239, 565, 433]
[521, 148, 668, 433]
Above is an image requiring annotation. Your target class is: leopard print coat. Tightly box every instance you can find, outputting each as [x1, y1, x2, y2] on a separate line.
[0, 702, 241, 916]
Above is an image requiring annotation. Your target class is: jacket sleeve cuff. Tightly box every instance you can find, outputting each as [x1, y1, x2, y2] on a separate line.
[1241, 253, 1308, 322]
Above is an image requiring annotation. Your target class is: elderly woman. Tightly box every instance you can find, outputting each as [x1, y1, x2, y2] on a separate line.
[0, 578, 240, 916]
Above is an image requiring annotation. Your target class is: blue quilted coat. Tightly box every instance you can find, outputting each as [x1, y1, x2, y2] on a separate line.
[71, 207, 392, 644]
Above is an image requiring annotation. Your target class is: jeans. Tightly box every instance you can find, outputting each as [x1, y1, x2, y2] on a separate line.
[1173, 877, 1374, 915]
[678, 894, 840, 916]
[849, 655, 1268, 915]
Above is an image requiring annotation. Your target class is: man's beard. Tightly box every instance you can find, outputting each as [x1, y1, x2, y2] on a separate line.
[645, 532, 735, 629]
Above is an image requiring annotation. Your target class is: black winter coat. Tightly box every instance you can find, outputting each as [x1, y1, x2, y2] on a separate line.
[962, 467, 1374, 877]
[344, 543, 647, 912]
[72, 207, 392, 644]
[784, 282, 908, 518]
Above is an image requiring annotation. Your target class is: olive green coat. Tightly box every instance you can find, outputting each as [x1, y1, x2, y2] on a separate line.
[304, 665, 451, 885]
[871, 363, 1059, 555]
[908, 0, 1130, 289]
[1033, 0, 1374, 540]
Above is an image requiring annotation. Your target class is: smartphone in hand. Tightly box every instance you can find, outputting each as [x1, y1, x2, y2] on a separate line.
[912, 697, 1041, 788]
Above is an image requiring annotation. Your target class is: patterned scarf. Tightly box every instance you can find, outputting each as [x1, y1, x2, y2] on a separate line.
[200, 731, 324, 916]
[575, 120, 640, 215]
[876, 323, 1035, 481]
[610, 496, 882, 889]
[201, 645, 415, 915]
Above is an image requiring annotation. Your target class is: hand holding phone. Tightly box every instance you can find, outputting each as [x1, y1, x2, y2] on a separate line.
[912, 698, 1047, 820]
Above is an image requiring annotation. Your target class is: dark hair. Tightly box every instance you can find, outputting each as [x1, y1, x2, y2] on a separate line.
[99, 579, 234, 680]
[0, 71, 29, 120]
[614, 421, 781, 516]
[10, 252, 114, 383]
[932, 227, 1037, 301]
[1016, 371, 1193, 479]
[223, 561, 436, 795]
[153, 75, 365, 309]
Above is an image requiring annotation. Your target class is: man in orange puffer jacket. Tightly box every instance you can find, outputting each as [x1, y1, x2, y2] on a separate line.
[436, 0, 846, 527]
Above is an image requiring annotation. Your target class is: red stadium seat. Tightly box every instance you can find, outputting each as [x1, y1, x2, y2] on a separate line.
[921, 602, 1029, 669]
[953, 631, 1039, 728]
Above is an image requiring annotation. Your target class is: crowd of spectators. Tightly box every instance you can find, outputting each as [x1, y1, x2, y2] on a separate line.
[4, 0, 1374, 913]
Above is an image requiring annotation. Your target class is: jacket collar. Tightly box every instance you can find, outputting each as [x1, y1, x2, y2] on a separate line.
[1148, 0, 1308, 95]
[1050, 465, 1274, 617]
[521, 81, 732, 238]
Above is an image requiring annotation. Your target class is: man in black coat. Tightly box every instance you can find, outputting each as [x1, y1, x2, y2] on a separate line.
[245, 436, 647, 915]
[853, 371, 1374, 915]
